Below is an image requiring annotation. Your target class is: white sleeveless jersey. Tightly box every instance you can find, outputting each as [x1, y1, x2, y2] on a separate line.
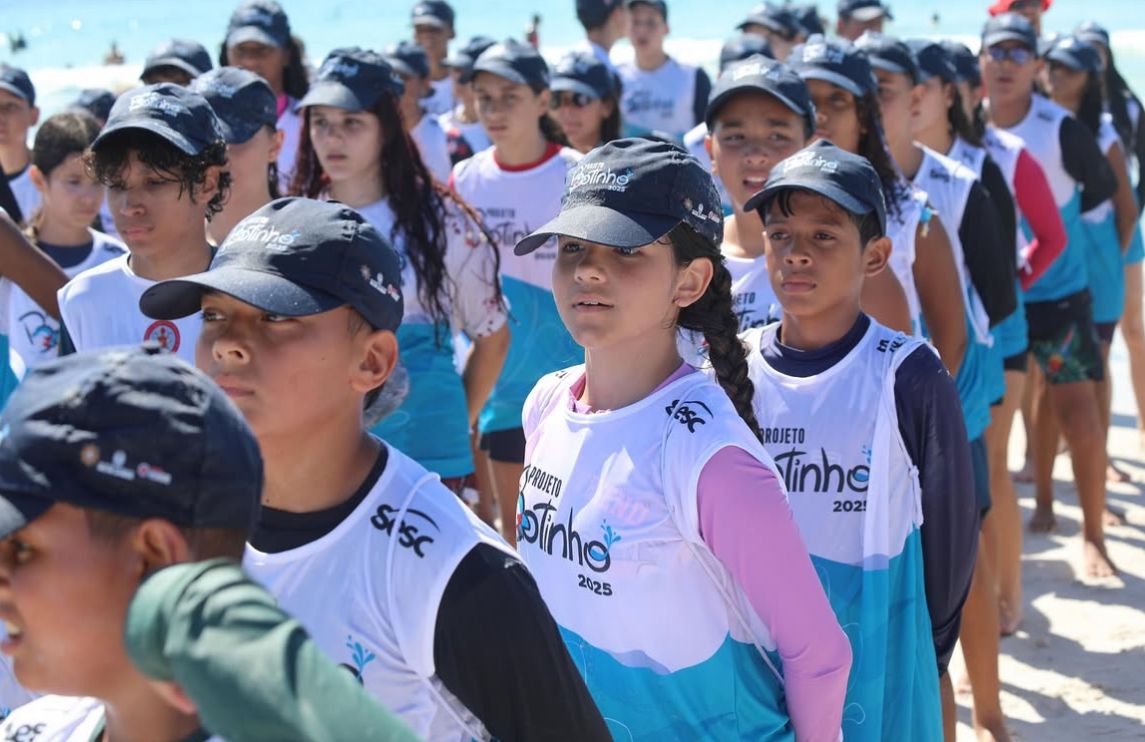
[423, 77, 456, 118]
[411, 113, 453, 184]
[276, 99, 302, 191]
[0, 696, 222, 742]
[1082, 114, 1122, 225]
[0, 653, 35, 721]
[742, 321, 941, 740]
[57, 254, 202, 365]
[0, 230, 125, 369]
[885, 182, 928, 336]
[913, 147, 991, 345]
[518, 367, 797, 739]
[244, 443, 516, 742]
[6, 169, 39, 226]
[618, 58, 700, 140]
[679, 252, 778, 366]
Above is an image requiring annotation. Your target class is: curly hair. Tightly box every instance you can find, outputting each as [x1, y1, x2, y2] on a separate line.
[86, 130, 232, 220]
[854, 92, 906, 222]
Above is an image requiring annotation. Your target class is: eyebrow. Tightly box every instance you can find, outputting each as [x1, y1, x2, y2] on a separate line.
[719, 117, 797, 129]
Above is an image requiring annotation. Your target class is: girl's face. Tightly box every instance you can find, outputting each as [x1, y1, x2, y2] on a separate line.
[226, 127, 283, 197]
[911, 77, 952, 137]
[707, 92, 807, 211]
[1044, 62, 1089, 109]
[472, 72, 549, 146]
[34, 153, 103, 233]
[807, 79, 863, 153]
[873, 68, 921, 148]
[980, 42, 1040, 108]
[551, 92, 610, 153]
[227, 42, 288, 94]
[307, 106, 384, 187]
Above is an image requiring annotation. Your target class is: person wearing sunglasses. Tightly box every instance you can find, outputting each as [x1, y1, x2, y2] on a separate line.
[548, 51, 621, 154]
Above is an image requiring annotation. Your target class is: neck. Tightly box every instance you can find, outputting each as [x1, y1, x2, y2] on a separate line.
[35, 217, 90, 246]
[724, 208, 766, 259]
[586, 29, 614, 52]
[102, 673, 202, 742]
[459, 101, 477, 122]
[401, 103, 424, 132]
[580, 333, 680, 410]
[0, 144, 29, 175]
[1054, 93, 1081, 115]
[329, 172, 385, 209]
[987, 93, 1032, 129]
[494, 128, 549, 168]
[636, 48, 668, 71]
[208, 189, 272, 246]
[914, 119, 954, 155]
[889, 136, 924, 180]
[779, 306, 860, 351]
[430, 59, 448, 81]
[128, 235, 212, 282]
[261, 419, 381, 512]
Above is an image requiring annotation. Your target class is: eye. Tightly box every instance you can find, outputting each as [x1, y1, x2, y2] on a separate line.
[766, 229, 789, 241]
[815, 231, 835, 241]
[614, 245, 640, 257]
[9, 539, 32, 565]
[201, 308, 223, 322]
[263, 312, 291, 323]
[768, 133, 790, 144]
[560, 241, 584, 254]
[147, 177, 168, 187]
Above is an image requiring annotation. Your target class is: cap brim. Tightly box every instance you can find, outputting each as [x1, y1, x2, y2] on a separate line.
[472, 61, 529, 86]
[848, 6, 890, 21]
[515, 205, 680, 256]
[744, 181, 875, 221]
[94, 119, 201, 156]
[0, 82, 31, 104]
[443, 53, 472, 69]
[412, 15, 449, 28]
[0, 490, 52, 540]
[143, 58, 203, 79]
[297, 82, 371, 112]
[226, 26, 283, 49]
[737, 15, 786, 34]
[983, 32, 1035, 51]
[796, 68, 868, 98]
[1075, 31, 1108, 48]
[551, 78, 602, 100]
[867, 56, 911, 77]
[140, 266, 346, 321]
[217, 120, 262, 145]
[705, 84, 808, 128]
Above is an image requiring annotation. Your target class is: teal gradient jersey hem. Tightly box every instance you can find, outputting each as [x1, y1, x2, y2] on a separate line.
[558, 626, 794, 741]
[370, 322, 474, 478]
[1083, 210, 1127, 325]
[478, 276, 581, 434]
[992, 282, 1028, 361]
[1025, 191, 1089, 303]
[954, 315, 991, 441]
[811, 529, 943, 742]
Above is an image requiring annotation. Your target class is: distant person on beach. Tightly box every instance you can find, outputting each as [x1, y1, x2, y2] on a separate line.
[835, 0, 892, 41]
[141, 39, 213, 86]
[384, 41, 453, 183]
[411, 0, 458, 117]
[736, 2, 804, 61]
[575, 0, 627, 73]
[549, 51, 621, 154]
[103, 41, 124, 65]
[0, 67, 39, 226]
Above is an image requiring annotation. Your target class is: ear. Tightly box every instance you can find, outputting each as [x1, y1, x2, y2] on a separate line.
[150, 680, 199, 717]
[28, 106, 39, 127]
[704, 133, 717, 176]
[861, 235, 892, 277]
[351, 328, 399, 395]
[268, 128, 285, 162]
[130, 519, 193, 577]
[28, 165, 46, 194]
[536, 88, 551, 116]
[675, 256, 715, 309]
[942, 82, 956, 109]
[196, 164, 222, 209]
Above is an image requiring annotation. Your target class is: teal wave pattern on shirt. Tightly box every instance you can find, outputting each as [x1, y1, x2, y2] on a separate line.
[1026, 191, 1088, 303]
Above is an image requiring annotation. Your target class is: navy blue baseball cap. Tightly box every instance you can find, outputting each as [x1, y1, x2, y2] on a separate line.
[71, 88, 116, 122]
[191, 67, 277, 144]
[940, 40, 981, 86]
[982, 13, 1038, 53]
[626, 0, 667, 19]
[226, 0, 291, 49]
[140, 198, 405, 332]
[706, 55, 815, 133]
[94, 84, 225, 156]
[745, 139, 887, 233]
[0, 345, 263, 539]
[472, 40, 550, 90]
[838, 0, 893, 21]
[855, 32, 919, 82]
[1074, 21, 1110, 50]
[551, 52, 616, 101]
[738, 3, 800, 38]
[0, 66, 35, 106]
[788, 34, 877, 98]
[720, 33, 774, 72]
[298, 48, 405, 112]
[384, 41, 431, 80]
[444, 35, 497, 81]
[907, 38, 958, 82]
[1045, 36, 1102, 73]
[142, 39, 213, 81]
[576, 0, 624, 28]
[791, 4, 826, 37]
[515, 138, 722, 255]
[411, 0, 456, 29]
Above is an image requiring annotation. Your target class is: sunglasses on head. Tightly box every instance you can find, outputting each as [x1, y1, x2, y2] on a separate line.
[550, 92, 597, 109]
[987, 46, 1033, 65]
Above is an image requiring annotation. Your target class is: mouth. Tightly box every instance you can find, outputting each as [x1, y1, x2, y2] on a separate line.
[780, 276, 816, 293]
[743, 175, 768, 191]
[572, 297, 613, 311]
[1, 619, 23, 654]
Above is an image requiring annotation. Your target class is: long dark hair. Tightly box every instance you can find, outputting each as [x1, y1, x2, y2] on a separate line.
[1075, 70, 1106, 137]
[290, 92, 501, 340]
[669, 222, 762, 441]
[218, 36, 310, 100]
[1100, 43, 1137, 153]
[854, 91, 906, 221]
[947, 84, 982, 147]
[600, 93, 622, 144]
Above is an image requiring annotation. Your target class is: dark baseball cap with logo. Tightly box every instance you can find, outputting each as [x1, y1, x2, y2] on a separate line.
[191, 67, 278, 144]
[855, 31, 919, 82]
[472, 40, 550, 91]
[140, 198, 405, 333]
[411, 0, 456, 29]
[838, 0, 893, 21]
[71, 88, 116, 123]
[720, 33, 774, 72]
[738, 3, 800, 38]
[0, 345, 263, 539]
[93, 83, 226, 156]
[515, 137, 723, 255]
[226, 0, 291, 49]
[706, 55, 815, 134]
[907, 39, 958, 82]
[626, 0, 667, 20]
[1044, 36, 1102, 73]
[788, 34, 877, 98]
[384, 41, 432, 80]
[0, 66, 35, 106]
[298, 48, 405, 112]
[940, 40, 981, 86]
[444, 35, 497, 82]
[551, 52, 616, 101]
[982, 13, 1038, 53]
[142, 39, 213, 81]
[745, 139, 887, 234]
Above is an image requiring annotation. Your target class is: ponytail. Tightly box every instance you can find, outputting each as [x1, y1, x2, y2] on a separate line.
[947, 85, 982, 147]
[669, 223, 763, 441]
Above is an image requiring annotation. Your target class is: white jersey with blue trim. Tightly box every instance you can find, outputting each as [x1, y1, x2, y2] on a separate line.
[1083, 114, 1122, 225]
[411, 113, 453, 184]
[518, 366, 795, 740]
[953, 129, 1029, 266]
[679, 251, 778, 366]
[244, 443, 516, 742]
[0, 696, 223, 742]
[885, 182, 928, 336]
[0, 230, 125, 369]
[6, 168, 39, 226]
[742, 321, 940, 741]
[618, 57, 700, 140]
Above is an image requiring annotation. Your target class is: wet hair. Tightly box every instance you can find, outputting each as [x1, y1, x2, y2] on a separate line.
[291, 91, 502, 343]
[27, 110, 102, 236]
[760, 187, 883, 246]
[946, 84, 982, 147]
[218, 35, 310, 100]
[853, 91, 906, 222]
[669, 222, 763, 441]
[84, 509, 249, 561]
[86, 130, 232, 220]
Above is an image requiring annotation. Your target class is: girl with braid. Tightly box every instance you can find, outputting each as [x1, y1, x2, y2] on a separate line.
[513, 137, 851, 741]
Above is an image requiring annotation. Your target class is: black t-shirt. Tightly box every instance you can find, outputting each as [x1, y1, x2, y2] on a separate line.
[959, 177, 1018, 326]
[1059, 115, 1118, 213]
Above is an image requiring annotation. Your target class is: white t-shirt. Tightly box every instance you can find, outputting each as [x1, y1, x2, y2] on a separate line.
[438, 108, 491, 160]
[277, 99, 303, 192]
[244, 443, 516, 741]
[0, 696, 222, 742]
[422, 77, 455, 118]
[57, 254, 203, 364]
[0, 230, 125, 369]
[6, 168, 39, 226]
[885, 183, 929, 336]
[618, 57, 703, 140]
[411, 113, 454, 183]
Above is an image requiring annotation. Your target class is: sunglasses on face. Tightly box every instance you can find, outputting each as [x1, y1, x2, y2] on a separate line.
[550, 92, 597, 110]
[987, 46, 1033, 65]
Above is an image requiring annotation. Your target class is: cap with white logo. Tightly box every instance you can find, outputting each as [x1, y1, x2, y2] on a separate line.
[191, 67, 278, 144]
[298, 48, 405, 113]
[93, 83, 226, 156]
[706, 55, 814, 133]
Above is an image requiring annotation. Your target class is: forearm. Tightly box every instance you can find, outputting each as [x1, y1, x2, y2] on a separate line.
[914, 220, 967, 375]
[462, 323, 510, 428]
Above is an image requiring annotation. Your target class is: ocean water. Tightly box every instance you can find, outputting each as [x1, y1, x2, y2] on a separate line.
[1, 0, 1143, 119]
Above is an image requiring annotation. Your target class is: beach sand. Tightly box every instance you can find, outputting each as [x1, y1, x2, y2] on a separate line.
[952, 333, 1145, 740]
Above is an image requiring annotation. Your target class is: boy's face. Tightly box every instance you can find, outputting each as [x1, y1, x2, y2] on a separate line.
[414, 24, 453, 65]
[0, 504, 139, 695]
[106, 149, 219, 254]
[196, 292, 392, 439]
[34, 153, 104, 234]
[627, 4, 668, 54]
[0, 90, 38, 151]
[764, 190, 886, 320]
[980, 41, 1039, 107]
[707, 92, 807, 212]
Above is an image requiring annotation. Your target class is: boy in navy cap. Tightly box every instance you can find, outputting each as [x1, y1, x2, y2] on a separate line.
[737, 2, 803, 61]
[411, 0, 458, 116]
[139, 197, 608, 741]
[141, 39, 214, 86]
[57, 84, 229, 366]
[836, 0, 892, 40]
[0, 66, 40, 225]
[384, 41, 453, 182]
[575, 0, 626, 73]
[741, 140, 978, 742]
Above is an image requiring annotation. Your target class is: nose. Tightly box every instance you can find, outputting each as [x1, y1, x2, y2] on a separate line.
[781, 239, 812, 266]
[114, 187, 145, 218]
[206, 321, 252, 368]
[572, 246, 606, 283]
